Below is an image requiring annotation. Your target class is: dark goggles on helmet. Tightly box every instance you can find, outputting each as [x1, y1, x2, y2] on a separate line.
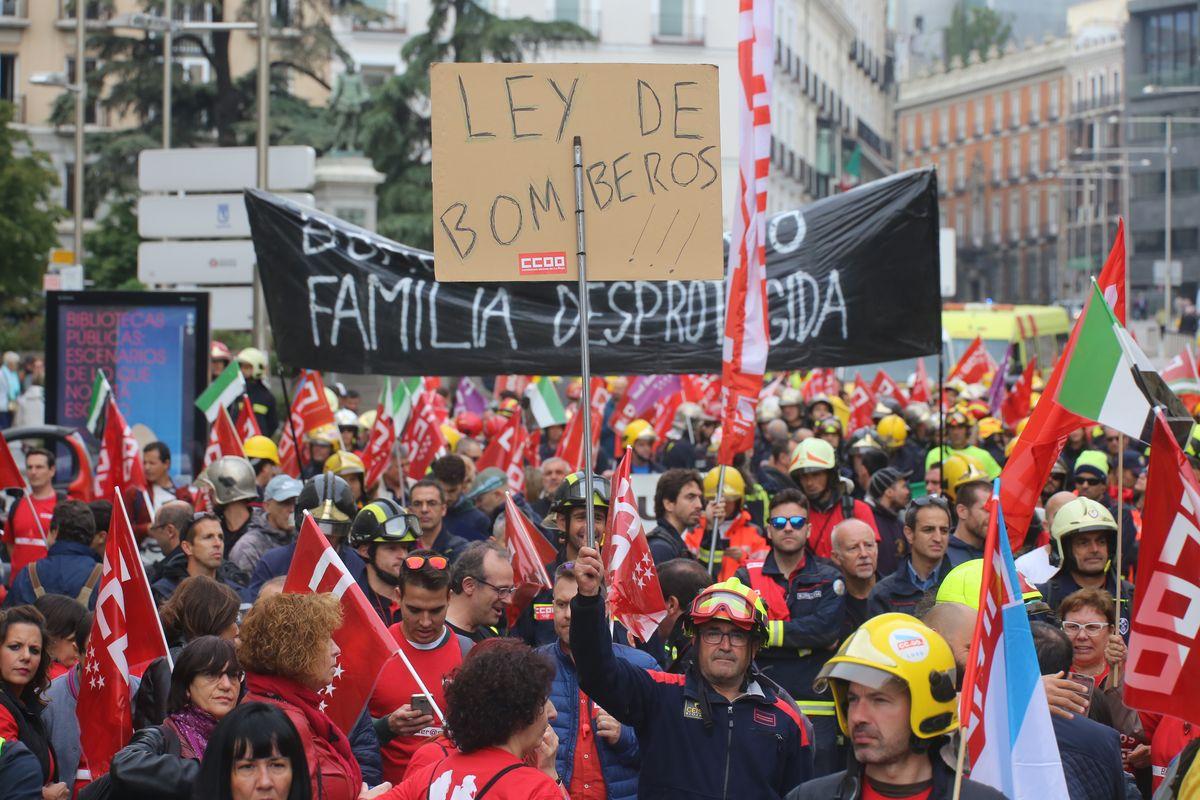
[380, 512, 421, 542]
[557, 475, 612, 508]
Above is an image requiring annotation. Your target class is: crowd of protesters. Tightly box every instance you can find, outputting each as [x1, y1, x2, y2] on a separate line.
[0, 345, 1197, 799]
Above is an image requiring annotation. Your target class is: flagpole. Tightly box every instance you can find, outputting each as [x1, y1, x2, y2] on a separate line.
[573, 135, 597, 552]
[950, 728, 968, 800]
[1113, 435, 1124, 685]
[707, 465, 727, 577]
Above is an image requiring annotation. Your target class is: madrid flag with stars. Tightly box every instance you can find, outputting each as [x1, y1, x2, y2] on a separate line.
[284, 514, 398, 733]
[602, 447, 668, 642]
[77, 487, 172, 776]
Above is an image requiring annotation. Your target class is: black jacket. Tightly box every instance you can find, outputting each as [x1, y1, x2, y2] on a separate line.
[244, 379, 279, 437]
[867, 558, 952, 617]
[150, 548, 248, 604]
[869, 503, 904, 577]
[646, 519, 691, 565]
[108, 725, 195, 800]
[1037, 569, 1135, 638]
[0, 689, 54, 784]
[787, 751, 1006, 800]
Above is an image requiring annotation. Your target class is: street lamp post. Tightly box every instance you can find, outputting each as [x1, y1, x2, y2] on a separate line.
[253, 0, 270, 352]
[74, 0, 85, 270]
[163, 0, 171, 148]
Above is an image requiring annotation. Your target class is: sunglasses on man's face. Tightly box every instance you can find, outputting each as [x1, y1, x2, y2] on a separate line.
[1074, 477, 1104, 486]
[768, 515, 808, 530]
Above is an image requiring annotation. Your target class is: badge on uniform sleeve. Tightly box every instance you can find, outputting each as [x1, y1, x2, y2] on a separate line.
[1119, 617, 1129, 636]
[533, 603, 554, 621]
[683, 700, 703, 720]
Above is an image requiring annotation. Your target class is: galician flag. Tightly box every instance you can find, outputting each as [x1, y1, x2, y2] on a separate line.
[525, 378, 567, 429]
[85, 371, 113, 436]
[1054, 280, 1185, 443]
[195, 362, 247, 423]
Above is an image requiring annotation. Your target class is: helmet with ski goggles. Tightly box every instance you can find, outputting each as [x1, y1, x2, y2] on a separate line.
[548, 471, 611, 515]
[349, 498, 420, 548]
[686, 578, 769, 643]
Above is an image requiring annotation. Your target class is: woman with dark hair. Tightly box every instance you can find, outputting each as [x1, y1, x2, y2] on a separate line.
[32, 595, 90, 681]
[107, 636, 243, 799]
[192, 701, 312, 800]
[238, 592, 367, 800]
[0, 605, 66, 798]
[384, 639, 564, 800]
[134, 575, 242, 728]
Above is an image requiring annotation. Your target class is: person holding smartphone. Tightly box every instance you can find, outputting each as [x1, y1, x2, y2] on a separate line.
[369, 550, 472, 785]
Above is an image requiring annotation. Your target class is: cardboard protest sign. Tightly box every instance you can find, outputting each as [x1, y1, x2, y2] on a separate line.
[431, 63, 722, 282]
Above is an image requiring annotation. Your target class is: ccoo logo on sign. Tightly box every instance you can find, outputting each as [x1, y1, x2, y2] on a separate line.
[518, 251, 567, 276]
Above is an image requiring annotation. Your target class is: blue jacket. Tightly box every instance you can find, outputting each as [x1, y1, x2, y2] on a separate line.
[536, 640, 655, 800]
[245, 541, 366, 600]
[5, 541, 100, 609]
[734, 552, 845, 703]
[1052, 712, 1125, 800]
[444, 500, 492, 542]
[945, 534, 984, 568]
[1038, 569, 1136, 639]
[0, 738, 41, 800]
[867, 557, 952, 618]
[570, 592, 813, 799]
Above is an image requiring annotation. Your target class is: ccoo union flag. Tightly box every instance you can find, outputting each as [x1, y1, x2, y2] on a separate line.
[960, 481, 1068, 799]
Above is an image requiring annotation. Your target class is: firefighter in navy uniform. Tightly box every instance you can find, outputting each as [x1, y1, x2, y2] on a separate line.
[511, 471, 610, 646]
[735, 487, 846, 778]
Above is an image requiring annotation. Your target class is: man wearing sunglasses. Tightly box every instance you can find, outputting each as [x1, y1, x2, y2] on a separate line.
[735, 488, 845, 777]
[1071, 451, 1138, 567]
[570, 547, 813, 798]
[369, 549, 470, 784]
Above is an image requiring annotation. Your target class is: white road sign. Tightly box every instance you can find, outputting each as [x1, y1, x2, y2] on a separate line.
[138, 193, 314, 239]
[138, 146, 316, 193]
[173, 286, 253, 330]
[138, 240, 256, 285]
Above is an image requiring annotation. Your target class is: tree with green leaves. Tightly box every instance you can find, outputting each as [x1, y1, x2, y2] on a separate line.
[0, 101, 65, 346]
[362, 0, 594, 247]
[942, 2, 1012, 66]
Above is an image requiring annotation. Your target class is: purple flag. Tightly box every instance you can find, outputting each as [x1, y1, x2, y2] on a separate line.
[986, 343, 1013, 418]
[613, 375, 683, 435]
[454, 378, 488, 417]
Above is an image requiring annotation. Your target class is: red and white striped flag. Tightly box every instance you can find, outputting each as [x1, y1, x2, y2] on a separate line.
[203, 405, 247, 469]
[719, 0, 773, 466]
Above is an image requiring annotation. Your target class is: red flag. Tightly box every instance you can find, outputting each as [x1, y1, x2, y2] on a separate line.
[681, 374, 720, 406]
[1125, 410, 1200, 724]
[278, 371, 336, 477]
[0, 432, 22, 490]
[203, 405, 247, 469]
[494, 375, 530, 400]
[236, 395, 262, 440]
[650, 392, 684, 442]
[94, 399, 147, 500]
[556, 379, 606, 471]
[502, 493, 553, 627]
[1001, 358, 1037, 429]
[523, 429, 543, 470]
[1098, 218, 1126, 324]
[949, 336, 991, 384]
[999, 336, 1089, 550]
[848, 372, 876, 431]
[602, 448, 668, 642]
[911, 358, 931, 404]
[476, 412, 527, 492]
[871, 370, 909, 407]
[77, 487, 171, 776]
[362, 403, 396, 491]
[284, 514, 398, 733]
[399, 392, 445, 481]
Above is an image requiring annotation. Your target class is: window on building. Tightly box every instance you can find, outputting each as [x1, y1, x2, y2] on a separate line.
[992, 141, 1002, 181]
[1174, 167, 1200, 194]
[993, 94, 1003, 131]
[0, 54, 14, 104]
[1075, 78, 1083, 106]
[975, 99, 984, 134]
[1030, 85, 1040, 123]
[59, 0, 105, 19]
[1048, 188, 1059, 234]
[65, 57, 99, 125]
[955, 205, 965, 237]
[972, 197, 984, 244]
[1010, 193, 1021, 240]
[1049, 129, 1059, 166]
[1030, 135, 1040, 174]
[1134, 171, 1167, 195]
[1049, 82, 1060, 117]
[1029, 191, 1040, 236]
[905, 116, 915, 151]
[1143, 9, 1199, 82]
[992, 197, 1002, 243]
[957, 104, 966, 139]
[955, 152, 965, 189]
[555, 0, 581, 22]
[1010, 138, 1021, 177]
[923, 113, 931, 148]
[1009, 90, 1020, 128]
[940, 108, 949, 144]
[657, 0, 700, 40]
[1112, 70, 1121, 98]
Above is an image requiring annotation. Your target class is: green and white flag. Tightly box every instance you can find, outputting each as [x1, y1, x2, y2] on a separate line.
[85, 371, 112, 436]
[525, 378, 567, 429]
[1055, 281, 1188, 443]
[392, 377, 425, 436]
[195, 362, 246, 422]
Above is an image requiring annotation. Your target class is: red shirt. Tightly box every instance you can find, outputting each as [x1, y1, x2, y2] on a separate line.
[5, 494, 54, 584]
[368, 624, 463, 784]
[568, 693, 606, 800]
[862, 779, 932, 800]
[387, 747, 563, 800]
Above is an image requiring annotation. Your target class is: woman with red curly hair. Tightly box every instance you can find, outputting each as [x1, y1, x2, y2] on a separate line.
[384, 639, 564, 800]
[237, 592, 369, 800]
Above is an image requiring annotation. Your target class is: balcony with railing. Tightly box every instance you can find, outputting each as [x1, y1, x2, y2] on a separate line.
[653, 1, 704, 45]
[57, 0, 112, 28]
[354, 0, 407, 31]
[0, 0, 28, 26]
[1, 93, 26, 123]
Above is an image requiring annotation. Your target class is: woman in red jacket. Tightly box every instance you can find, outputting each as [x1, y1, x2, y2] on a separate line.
[237, 592, 368, 800]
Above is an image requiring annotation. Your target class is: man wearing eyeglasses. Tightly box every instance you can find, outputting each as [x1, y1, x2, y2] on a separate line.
[868, 496, 953, 617]
[734, 488, 846, 777]
[570, 547, 814, 798]
[369, 549, 471, 784]
[446, 541, 515, 642]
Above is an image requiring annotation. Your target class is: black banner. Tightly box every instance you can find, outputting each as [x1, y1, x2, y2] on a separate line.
[245, 169, 941, 376]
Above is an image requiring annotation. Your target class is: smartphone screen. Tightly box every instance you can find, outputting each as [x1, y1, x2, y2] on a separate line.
[411, 693, 433, 717]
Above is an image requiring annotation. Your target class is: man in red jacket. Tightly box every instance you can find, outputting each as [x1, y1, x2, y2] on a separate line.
[788, 438, 878, 559]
